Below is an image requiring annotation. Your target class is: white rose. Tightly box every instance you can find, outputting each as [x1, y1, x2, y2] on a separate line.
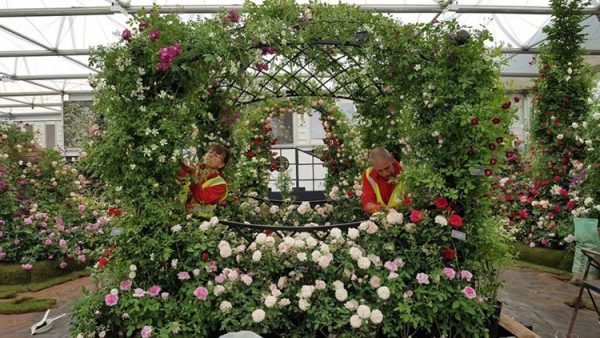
[311, 250, 322, 262]
[386, 210, 404, 225]
[214, 285, 225, 296]
[357, 305, 371, 319]
[299, 298, 310, 311]
[349, 247, 362, 260]
[370, 309, 383, 324]
[299, 285, 315, 298]
[220, 246, 232, 258]
[335, 288, 348, 301]
[256, 233, 267, 244]
[593, 112, 600, 120]
[269, 205, 279, 214]
[297, 252, 307, 262]
[128, 271, 136, 279]
[171, 224, 182, 232]
[584, 197, 594, 206]
[347, 228, 360, 239]
[557, 134, 564, 140]
[129, 264, 137, 271]
[332, 280, 344, 289]
[252, 250, 262, 262]
[264, 295, 277, 308]
[330, 228, 342, 239]
[357, 256, 371, 270]
[344, 299, 358, 310]
[377, 286, 390, 300]
[318, 255, 332, 269]
[219, 301, 232, 313]
[305, 236, 318, 248]
[209, 216, 219, 225]
[241, 274, 253, 286]
[252, 309, 266, 323]
[370, 276, 381, 288]
[279, 298, 291, 306]
[350, 314, 362, 328]
[434, 215, 448, 226]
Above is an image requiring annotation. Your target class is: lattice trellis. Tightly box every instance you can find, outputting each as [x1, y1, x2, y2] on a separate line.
[218, 39, 384, 105]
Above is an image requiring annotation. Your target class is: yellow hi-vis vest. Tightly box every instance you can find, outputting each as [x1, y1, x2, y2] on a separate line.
[180, 176, 228, 218]
[365, 168, 404, 209]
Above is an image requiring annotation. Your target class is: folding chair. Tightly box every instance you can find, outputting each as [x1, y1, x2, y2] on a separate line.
[566, 248, 600, 337]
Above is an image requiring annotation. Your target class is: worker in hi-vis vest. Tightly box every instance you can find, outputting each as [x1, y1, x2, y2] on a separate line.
[178, 144, 230, 219]
[361, 147, 404, 215]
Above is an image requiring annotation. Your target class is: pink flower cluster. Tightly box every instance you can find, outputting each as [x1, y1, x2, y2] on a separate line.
[157, 43, 182, 71]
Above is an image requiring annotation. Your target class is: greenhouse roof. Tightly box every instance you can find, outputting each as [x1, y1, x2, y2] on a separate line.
[1, 0, 600, 117]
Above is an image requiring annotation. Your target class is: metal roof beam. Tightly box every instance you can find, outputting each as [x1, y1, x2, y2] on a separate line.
[0, 90, 92, 97]
[0, 103, 63, 108]
[0, 49, 90, 57]
[2, 74, 90, 80]
[1, 5, 598, 17]
[0, 24, 97, 72]
[0, 71, 63, 93]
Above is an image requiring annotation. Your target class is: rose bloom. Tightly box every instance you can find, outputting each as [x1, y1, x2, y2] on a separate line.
[377, 286, 390, 300]
[140, 326, 152, 338]
[133, 288, 145, 297]
[357, 257, 371, 270]
[357, 305, 371, 319]
[461, 270, 473, 281]
[448, 214, 463, 228]
[147, 285, 161, 297]
[370, 276, 381, 288]
[443, 267, 456, 280]
[120, 280, 132, 291]
[220, 300, 232, 313]
[416, 273, 429, 284]
[104, 293, 118, 306]
[370, 309, 384, 324]
[335, 288, 348, 301]
[409, 210, 424, 223]
[264, 295, 277, 308]
[194, 286, 208, 300]
[177, 271, 191, 281]
[350, 314, 362, 328]
[463, 286, 477, 299]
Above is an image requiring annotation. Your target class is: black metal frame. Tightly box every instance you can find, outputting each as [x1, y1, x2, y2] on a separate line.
[270, 147, 325, 192]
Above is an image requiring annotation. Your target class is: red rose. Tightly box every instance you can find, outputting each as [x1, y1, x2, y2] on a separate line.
[496, 137, 503, 144]
[566, 200, 576, 209]
[501, 101, 511, 109]
[443, 247, 457, 260]
[492, 117, 501, 124]
[264, 127, 273, 133]
[403, 197, 412, 206]
[547, 212, 554, 219]
[247, 150, 255, 158]
[108, 207, 122, 217]
[264, 229, 273, 236]
[504, 194, 512, 202]
[346, 189, 355, 197]
[488, 143, 496, 151]
[252, 138, 262, 145]
[98, 257, 108, 268]
[553, 175, 561, 182]
[490, 158, 497, 165]
[484, 168, 493, 177]
[471, 117, 479, 125]
[271, 138, 277, 145]
[201, 252, 210, 261]
[435, 197, 449, 209]
[513, 96, 520, 103]
[559, 188, 568, 196]
[409, 210, 423, 223]
[554, 205, 560, 212]
[506, 151, 514, 159]
[518, 208, 528, 220]
[448, 214, 463, 228]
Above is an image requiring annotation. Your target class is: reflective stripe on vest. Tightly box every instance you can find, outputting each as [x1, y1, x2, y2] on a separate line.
[188, 175, 228, 218]
[365, 168, 403, 209]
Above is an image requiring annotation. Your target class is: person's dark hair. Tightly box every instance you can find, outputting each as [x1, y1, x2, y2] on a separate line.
[209, 144, 230, 166]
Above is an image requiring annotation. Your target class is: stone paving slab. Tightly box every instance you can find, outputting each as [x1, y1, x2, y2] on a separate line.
[1, 268, 599, 337]
[498, 267, 599, 338]
[0, 277, 94, 338]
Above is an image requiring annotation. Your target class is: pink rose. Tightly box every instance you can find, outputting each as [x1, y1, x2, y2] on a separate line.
[416, 273, 429, 284]
[460, 270, 473, 281]
[141, 325, 153, 338]
[59, 261, 68, 269]
[133, 288, 145, 297]
[442, 267, 456, 280]
[215, 274, 225, 283]
[462, 286, 476, 299]
[147, 285, 161, 297]
[105, 293, 119, 306]
[120, 280, 132, 291]
[194, 286, 208, 300]
[22, 263, 33, 270]
[177, 271, 191, 281]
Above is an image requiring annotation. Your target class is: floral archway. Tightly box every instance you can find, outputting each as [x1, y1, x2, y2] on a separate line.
[75, 1, 514, 336]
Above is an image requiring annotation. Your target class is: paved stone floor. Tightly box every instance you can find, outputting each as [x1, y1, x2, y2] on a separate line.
[0, 277, 94, 338]
[498, 267, 599, 338]
[0, 267, 599, 337]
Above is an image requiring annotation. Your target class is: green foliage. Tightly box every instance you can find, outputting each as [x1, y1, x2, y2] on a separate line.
[0, 296, 56, 314]
[71, 1, 512, 336]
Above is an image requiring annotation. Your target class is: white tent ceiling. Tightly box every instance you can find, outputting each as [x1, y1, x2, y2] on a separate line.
[1, 0, 600, 117]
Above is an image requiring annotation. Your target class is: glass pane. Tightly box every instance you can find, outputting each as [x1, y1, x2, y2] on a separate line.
[45, 124, 56, 148]
[271, 111, 293, 144]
